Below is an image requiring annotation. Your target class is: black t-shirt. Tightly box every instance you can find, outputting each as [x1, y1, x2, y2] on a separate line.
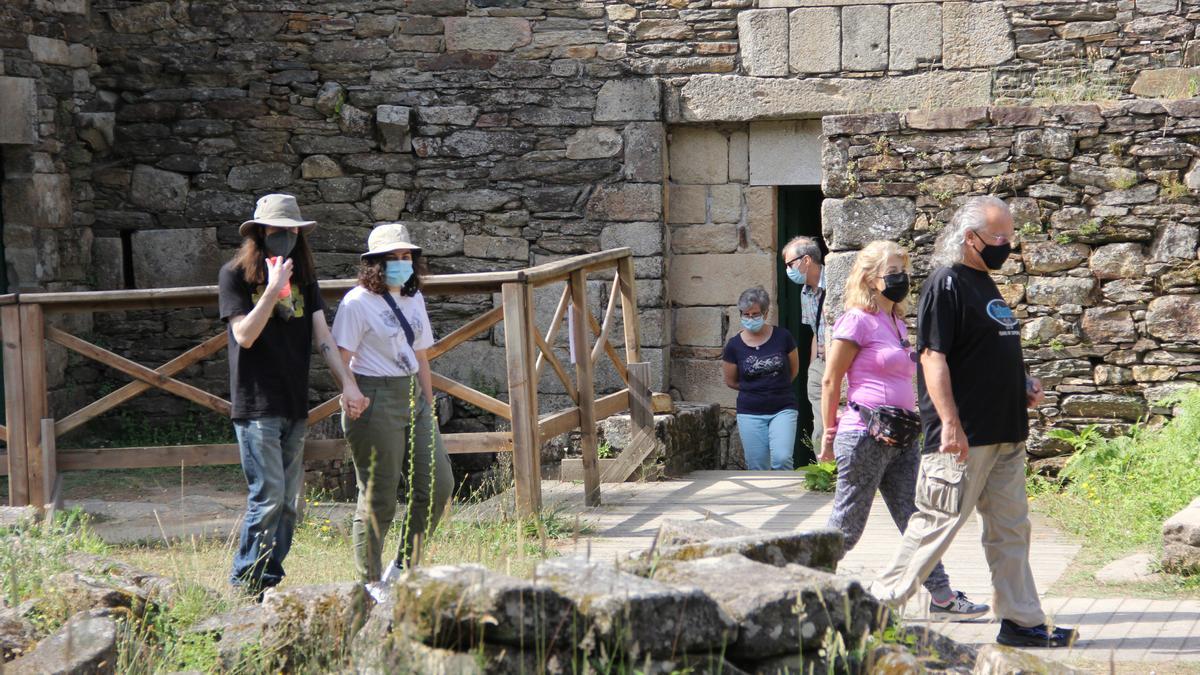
[218, 262, 326, 420]
[722, 327, 798, 415]
[916, 264, 1028, 453]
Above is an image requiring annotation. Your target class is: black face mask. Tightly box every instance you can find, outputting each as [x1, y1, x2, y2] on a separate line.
[973, 236, 1011, 270]
[881, 272, 910, 303]
[265, 230, 298, 258]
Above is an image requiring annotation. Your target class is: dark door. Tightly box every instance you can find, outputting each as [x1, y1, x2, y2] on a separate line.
[776, 185, 826, 468]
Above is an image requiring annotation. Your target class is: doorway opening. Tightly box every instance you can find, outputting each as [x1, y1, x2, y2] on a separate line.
[776, 184, 826, 467]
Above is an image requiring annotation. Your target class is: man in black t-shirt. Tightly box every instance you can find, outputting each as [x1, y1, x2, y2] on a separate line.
[219, 194, 367, 597]
[870, 196, 1077, 649]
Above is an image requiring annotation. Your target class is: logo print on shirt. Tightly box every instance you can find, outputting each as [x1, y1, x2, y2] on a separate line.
[744, 354, 784, 378]
[986, 299, 1019, 329]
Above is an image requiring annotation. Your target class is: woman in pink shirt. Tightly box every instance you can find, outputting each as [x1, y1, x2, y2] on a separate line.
[820, 241, 987, 621]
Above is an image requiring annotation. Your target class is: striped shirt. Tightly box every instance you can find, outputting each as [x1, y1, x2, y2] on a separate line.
[800, 267, 826, 357]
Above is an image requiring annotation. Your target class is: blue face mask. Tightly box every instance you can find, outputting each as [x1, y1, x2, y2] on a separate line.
[741, 316, 765, 332]
[385, 260, 413, 288]
[786, 266, 804, 285]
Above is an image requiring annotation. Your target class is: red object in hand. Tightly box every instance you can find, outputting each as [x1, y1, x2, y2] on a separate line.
[267, 256, 291, 298]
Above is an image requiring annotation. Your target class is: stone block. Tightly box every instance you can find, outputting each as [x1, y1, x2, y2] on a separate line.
[671, 357, 737, 408]
[623, 122, 665, 182]
[905, 107, 989, 131]
[667, 184, 707, 224]
[975, 646, 1084, 675]
[1163, 497, 1200, 574]
[635, 519, 844, 572]
[227, 163, 293, 191]
[1025, 277, 1096, 306]
[745, 186, 776, 251]
[536, 557, 736, 658]
[1021, 241, 1089, 274]
[677, 71, 992, 123]
[669, 254, 774, 307]
[672, 223, 739, 254]
[6, 615, 116, 675]
[942, 1, 1014, 69]
[1151, 223, 1199, 261]
[595, 79, 661, 122]
[738, 9, 788, 77]
[27, 35, 71, 66]
[426, 189, 516, 212]
[417, 105, 478, 126]
[131, 165, 188, 210]
[586, 183, 662, 221]
[1061, 394, 1147, 421]
[92, 238, 123, 290]
[464, 235, 528, 261]
[649, 554, 879, 658]
[565, 127, 622, 159]
[0, 77, 37, 145]
[710, 184, 742, 224]
[1131, 68, 1200, 98]
[299, 155, 342, 179]
[889, 3, 941, 71]
[411, 221, 464, 256]
[2, 173, 71, 228]
[600, 222, 663, 257]
[1089, 243, 1147, 280]
[749, 120, 823, 186]
[131, 228, 223, 289]
[376, 105, 412, 153]
[443, 18, 531, 51]
[821, 197, 916, 251]
[370, 189, 407, 221]
[729, 130, 749, 183]
[823, 251, 856, 330]
[1081, 308, 1136, 344]
[842, 5, 888, 72]
[674, 306, 725, 346]
[1147, 295, 1200, 341]
[669, 127, 728, 184]
[789, 8, 839, 74]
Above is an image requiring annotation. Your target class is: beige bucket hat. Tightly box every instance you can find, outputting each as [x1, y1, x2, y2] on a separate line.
[239, 194, 317, 237]
[362, 223, 422, 259]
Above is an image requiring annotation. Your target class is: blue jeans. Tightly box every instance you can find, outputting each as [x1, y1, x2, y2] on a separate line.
[737, 408, 799, 470]
[230, 417, 307, 590]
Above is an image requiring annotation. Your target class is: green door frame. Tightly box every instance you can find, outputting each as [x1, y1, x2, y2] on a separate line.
[776, 185, 825, 468]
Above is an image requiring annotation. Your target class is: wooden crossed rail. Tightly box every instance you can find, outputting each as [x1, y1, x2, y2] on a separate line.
[0, 248, 670, 516]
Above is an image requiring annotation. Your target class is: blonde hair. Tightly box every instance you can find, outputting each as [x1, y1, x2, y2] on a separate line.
[843, 240, 912, 315]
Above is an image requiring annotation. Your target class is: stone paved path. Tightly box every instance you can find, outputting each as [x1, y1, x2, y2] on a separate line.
[543, 470, 1200, 668]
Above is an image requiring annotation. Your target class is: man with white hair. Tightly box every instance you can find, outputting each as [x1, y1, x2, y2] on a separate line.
[871, 196, 1078, 648]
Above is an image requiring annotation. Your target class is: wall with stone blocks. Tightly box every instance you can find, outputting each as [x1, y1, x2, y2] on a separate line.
[663, 1, 1200, 122]
[821, 100, 1200, 467]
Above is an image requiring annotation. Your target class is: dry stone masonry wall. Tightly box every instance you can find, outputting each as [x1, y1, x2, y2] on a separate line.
[821, 100, 1200, 464]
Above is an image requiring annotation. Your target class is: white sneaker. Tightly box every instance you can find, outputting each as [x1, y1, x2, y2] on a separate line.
[929, 590, 990, 622]
[366, 561, 405, 604]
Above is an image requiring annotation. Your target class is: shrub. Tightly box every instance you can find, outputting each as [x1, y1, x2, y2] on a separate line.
[801, 461, 838, 492]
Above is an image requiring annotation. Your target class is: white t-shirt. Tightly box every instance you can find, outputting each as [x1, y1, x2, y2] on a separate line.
[332, 286, 434, 377]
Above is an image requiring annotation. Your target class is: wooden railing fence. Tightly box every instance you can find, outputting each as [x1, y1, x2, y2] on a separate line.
[0, 248, 668, 516]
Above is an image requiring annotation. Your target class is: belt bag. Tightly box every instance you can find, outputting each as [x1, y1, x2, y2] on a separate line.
[851, 402, 921, 447]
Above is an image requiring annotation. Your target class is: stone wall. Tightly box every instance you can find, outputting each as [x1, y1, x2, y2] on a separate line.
[665, 0, 1200, 122]
[821, 100, 1200, 466]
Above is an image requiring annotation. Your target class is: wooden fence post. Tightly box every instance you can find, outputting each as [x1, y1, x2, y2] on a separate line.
[617, 255, 641, 367]
[569, 270, 600, 506]
[502, 282, 541, 516]
[1, 305, 29, 506]
[600, 362, 655, 483]
[20, 304, 48, 509]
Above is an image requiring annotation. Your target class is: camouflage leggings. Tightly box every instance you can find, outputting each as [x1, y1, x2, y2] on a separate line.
[827, 431, 952, 596]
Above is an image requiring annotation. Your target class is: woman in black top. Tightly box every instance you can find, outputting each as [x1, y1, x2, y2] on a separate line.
[721, 286, 800, 470]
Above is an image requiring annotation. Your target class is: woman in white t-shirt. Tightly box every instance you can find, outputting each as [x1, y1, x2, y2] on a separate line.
[332, 223, 453, 594]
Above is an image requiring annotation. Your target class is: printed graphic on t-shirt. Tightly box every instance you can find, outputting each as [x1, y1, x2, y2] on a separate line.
[743, 353, 785, 378]
[251, 285, 306, 320]
[377, 308, 424, 373]
[985, 299, 1020, 336]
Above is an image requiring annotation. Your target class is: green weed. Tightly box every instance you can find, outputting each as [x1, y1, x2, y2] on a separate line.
[801, 461, 838, 492]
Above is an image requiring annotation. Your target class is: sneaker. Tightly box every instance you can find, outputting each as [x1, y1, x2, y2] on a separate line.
[996, 619, 1078, 648]
[929, 590, 990, 621]
[366, 560, 405, 604]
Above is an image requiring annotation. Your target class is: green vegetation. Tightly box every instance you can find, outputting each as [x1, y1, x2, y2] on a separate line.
[801, 461, 838, 492]
[1018, 221, 1042, 237]
[597, 439, 615, 459]
[1078, 218, 1101, 237]
[1030, 390, 1200, 593]
[1160, 174, 1191, 202]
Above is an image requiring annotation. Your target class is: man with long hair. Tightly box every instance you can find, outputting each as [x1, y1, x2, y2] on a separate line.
[870, 196, 1077, 648]
[218, 193, 367, 597]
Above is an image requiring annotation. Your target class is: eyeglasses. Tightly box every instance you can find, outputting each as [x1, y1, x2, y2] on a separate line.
[741, 312, 764, 320]
[973, 229, 1018, 246]
[784, 256, 807, 268]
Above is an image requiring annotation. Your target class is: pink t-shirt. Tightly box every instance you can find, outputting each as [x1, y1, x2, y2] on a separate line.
[831, 308, 918, 434]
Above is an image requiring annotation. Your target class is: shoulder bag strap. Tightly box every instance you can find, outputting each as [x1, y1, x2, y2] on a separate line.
[380, 291, 416, 347]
